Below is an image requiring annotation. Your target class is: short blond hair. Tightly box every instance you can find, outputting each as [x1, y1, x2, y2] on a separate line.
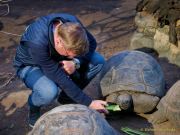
[57, 22, 89, 56]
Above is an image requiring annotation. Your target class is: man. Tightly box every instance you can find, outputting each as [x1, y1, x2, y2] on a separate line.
[13, 13, 108, 127]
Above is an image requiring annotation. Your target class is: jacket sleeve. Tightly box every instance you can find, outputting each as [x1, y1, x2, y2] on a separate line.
[27, 42, 93, 106]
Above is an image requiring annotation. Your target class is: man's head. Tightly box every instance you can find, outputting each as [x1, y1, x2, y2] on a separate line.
[54, 22, 89, 58]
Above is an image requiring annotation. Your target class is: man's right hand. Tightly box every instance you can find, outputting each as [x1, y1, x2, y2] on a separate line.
[60, 60, 76, 75]
[89, 100, 108, 114]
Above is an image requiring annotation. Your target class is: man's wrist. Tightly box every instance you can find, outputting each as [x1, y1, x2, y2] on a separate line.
[73, 58, 80, 69]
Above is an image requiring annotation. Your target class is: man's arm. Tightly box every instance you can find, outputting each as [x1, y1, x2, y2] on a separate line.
[27, 42, 93, 106]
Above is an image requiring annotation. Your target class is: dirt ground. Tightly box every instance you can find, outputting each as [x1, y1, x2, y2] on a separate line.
[0, 0, 180, 135]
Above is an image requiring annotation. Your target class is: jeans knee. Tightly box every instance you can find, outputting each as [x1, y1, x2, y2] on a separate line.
[91, 52, 105, 65]
[42, 88, 58, 104]
[97, 54, 105, 64]
[32, 85, 59, 106]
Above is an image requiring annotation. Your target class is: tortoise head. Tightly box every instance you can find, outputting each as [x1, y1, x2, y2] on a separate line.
[116, 93, 133, 110]
[106, 92, 133, 111]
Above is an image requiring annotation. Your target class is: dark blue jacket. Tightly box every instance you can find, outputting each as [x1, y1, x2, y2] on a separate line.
[13, 13, 97, 106]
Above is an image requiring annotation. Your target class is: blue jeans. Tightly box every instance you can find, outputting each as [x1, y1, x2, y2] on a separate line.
[17, 52, 105, 107]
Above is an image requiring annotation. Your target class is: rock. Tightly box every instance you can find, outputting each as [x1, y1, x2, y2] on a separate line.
[130, 32, 154, 50]
[135, 12, 157, 36]
[130, 10, 180, 66]
[169, 45, 180, 66]
[154, 26, 171, 54]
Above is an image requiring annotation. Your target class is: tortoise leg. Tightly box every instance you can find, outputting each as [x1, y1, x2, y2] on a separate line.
[132, 93, 160, 113]
[149, 103, 168, 124]
[116, 93, 133, 110]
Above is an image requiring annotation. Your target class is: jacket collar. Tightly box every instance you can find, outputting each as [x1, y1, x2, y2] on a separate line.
[48, 17, 66, 47]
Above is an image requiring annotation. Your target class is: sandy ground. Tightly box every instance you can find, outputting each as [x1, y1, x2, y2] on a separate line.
[0, 0, 180, 135]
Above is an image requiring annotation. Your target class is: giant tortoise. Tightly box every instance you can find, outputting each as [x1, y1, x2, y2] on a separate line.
[100, 50, 166, 113]
[149, 80, 180, 128]
[29, 104, 120, 135]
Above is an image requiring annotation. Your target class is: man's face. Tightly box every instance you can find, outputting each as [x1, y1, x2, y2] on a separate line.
[55, 37, 77, 59]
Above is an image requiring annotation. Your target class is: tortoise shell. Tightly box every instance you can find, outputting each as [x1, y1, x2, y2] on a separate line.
[100, 50, 165, 97]
[29, 104, 120, 135]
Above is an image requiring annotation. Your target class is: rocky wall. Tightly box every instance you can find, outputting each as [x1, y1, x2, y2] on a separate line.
[130, 0, 180, 66]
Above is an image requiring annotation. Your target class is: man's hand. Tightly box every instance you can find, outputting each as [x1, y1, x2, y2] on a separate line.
[61, 60, 76, 75]
[89, 100, 108, 114]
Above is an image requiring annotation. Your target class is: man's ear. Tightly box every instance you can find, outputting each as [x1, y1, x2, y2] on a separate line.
[58, 38, 62, 44]
[54, 37, 60, 49]
[55, 36, 61, 44]
[56, 39, 60, 44]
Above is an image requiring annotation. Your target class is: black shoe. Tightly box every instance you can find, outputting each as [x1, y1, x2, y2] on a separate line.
[28, 106, 40, 128]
